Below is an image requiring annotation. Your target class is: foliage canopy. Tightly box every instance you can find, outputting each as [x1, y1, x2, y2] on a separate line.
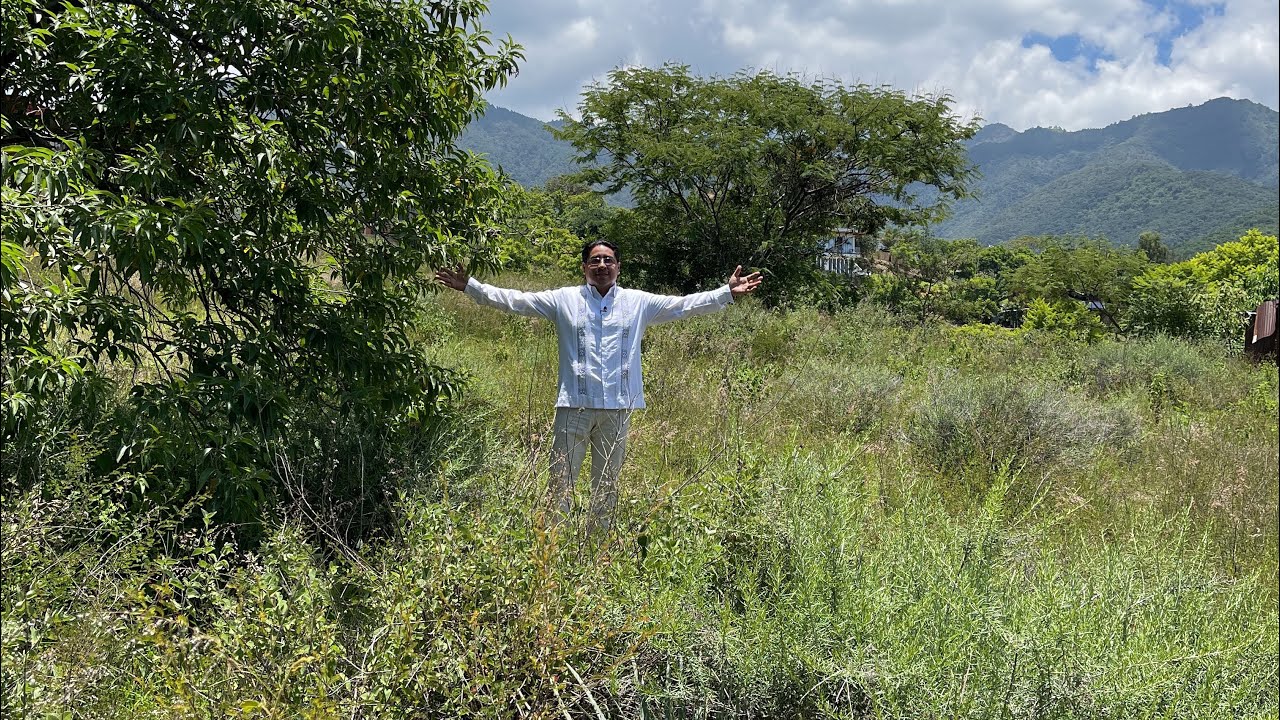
[494, 178, 620, 274]
[2, 0, 520, 529]
[1127, 229, 1279, 339]
[554, 64, 980, 303]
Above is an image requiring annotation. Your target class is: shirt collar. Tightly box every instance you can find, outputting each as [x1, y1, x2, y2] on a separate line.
[586, 283, 619, 301]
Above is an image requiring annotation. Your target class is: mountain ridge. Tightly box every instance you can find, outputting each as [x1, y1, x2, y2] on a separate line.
[933, 97, 1278, 254]
[457, 105, 576, 189]
[458, 97, 1280, 255]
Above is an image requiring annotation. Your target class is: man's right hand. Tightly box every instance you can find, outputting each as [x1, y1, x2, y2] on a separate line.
[435, 266, 469, 291]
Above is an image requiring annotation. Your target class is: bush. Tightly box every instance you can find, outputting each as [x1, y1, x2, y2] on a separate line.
[1021, 297, 1107, 343]
[909, 373, 1141, 481]
[1072, 334, 1248, 415]
[1126, 230, 1279, 345]
[622, 452, 1278, 719]
[2, 485, 642, 718]
[1126, 269, 1204, 337]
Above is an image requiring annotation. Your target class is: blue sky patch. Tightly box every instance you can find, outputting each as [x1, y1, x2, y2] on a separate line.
[1020, 32, 1114, 72]
[1144, 0, 1225, 66]
[1021, 1, 1224, 72]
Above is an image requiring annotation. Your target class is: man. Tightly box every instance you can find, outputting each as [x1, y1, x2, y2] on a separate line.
[436, 240, 763, 533]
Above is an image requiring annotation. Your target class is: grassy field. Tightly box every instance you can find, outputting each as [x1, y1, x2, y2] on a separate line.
[4, 269, 1277, 718]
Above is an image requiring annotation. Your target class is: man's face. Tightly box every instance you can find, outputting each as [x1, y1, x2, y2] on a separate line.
[583, 245, 620, 292]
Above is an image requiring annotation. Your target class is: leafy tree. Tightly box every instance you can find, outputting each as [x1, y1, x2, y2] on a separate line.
[1008, 236, 1150, 328]
[539, 176, 622, 250]
[1126, 269, 1203, 336]
[497, 181, 620, 273]
[1021, 297, 1106, 342]
[554, 64, 979, 303]
[861, 231, 1017, 323]
[1127, 229, 1278, 341]
[2, 0, 520, 531]
[863, 273, 920, 317]
[883, 232, 984, 282]
[929, 276, 1001, 325]
[1180, 228, 1279, 295]
[1138, 230, 1171, 263]
[974, 243, 1035, 297]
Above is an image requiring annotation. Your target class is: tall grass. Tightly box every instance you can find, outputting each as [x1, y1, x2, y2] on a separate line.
[3, 272, 1276, 717]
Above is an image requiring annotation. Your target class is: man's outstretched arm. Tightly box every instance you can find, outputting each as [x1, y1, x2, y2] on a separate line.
[647, 265, 765, 325]
[435, 265, 559, 320]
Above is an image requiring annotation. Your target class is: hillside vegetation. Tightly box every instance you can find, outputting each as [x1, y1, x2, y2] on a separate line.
[938, 160, 1277, 256]
[458, 106, 577, 189]
[852, 97, 1280, 255]
[5, 268, 1277, 716]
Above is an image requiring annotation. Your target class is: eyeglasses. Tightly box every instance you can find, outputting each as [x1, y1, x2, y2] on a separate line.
[585, 256, 617, 267]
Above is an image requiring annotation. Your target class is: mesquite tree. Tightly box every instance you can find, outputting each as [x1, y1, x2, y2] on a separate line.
[556, 64, 980, 303]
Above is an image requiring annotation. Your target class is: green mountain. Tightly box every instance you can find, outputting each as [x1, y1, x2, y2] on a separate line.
[457, 105, 576, 188]
[460, 98, 1280, 256]
[931, 97, 1279, 255]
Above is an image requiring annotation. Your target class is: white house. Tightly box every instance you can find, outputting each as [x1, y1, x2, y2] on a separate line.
[817, 227, 879, 276]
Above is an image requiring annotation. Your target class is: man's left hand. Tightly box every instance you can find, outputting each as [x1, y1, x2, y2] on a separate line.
[728, 265, 763, 300]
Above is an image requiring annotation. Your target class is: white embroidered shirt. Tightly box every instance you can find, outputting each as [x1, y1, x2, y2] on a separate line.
[464, 278, 734, 409]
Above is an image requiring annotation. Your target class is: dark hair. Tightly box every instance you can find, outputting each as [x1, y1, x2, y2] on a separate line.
[581, 240, 620, 264]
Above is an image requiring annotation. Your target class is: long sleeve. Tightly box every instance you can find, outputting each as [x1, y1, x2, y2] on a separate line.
[644, 285, 734, 325]
[464, 277, 562, 320]
[458, 281, 733, 410]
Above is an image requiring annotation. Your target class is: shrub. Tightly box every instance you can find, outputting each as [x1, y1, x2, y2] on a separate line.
[1126, 230, 1279, 345]
[1021, 297, 1107, 343]
[908, 374, 1141, 482]
[1074, 335, 1238, 413]
[624, 452, 1278, 719]
[2, 486, 643, 718]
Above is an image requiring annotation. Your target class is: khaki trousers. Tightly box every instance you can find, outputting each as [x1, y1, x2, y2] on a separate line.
[549, 407, 632, 532]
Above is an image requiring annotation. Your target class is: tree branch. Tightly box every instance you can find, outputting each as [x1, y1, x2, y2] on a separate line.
[98, 0, 220, 59]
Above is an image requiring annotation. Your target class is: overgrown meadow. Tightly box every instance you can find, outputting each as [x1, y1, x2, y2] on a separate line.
[4, 267, 1276, 718]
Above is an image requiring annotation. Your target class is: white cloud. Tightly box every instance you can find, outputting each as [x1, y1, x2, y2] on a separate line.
[720, 21, 757, 50]
[480, 0, 1280, 129]
[561, 17, 599, 48]
[1173, 0, 1280, 93]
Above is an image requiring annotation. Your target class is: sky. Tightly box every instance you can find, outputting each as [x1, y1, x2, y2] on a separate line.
[477, 0, 1279, 131]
